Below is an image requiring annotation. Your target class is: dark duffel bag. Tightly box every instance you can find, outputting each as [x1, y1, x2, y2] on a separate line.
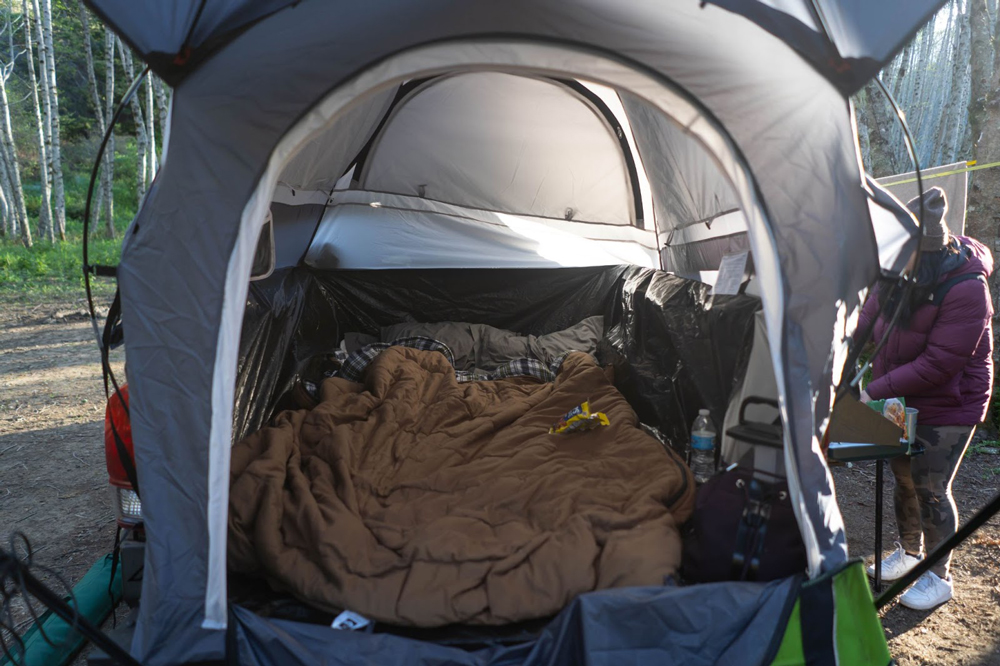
[681, 464, 807, 583]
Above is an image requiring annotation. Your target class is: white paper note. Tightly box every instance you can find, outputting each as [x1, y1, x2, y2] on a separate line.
[711, 251, 749, 296]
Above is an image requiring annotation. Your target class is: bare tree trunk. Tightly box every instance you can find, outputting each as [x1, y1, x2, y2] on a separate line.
[103, 27, 115, 238]
[863, 80, 896, 177]
[891, 41, 914, 99]
[0, 170, 9, 238]
[0, 2, 28, 246]
[76, 0, 111, 233]
[153, 76, 168, 149]
[76, 0, 103, 130]
[970, 1, 993, 157]
[39, 0, 63, 238]
[854, 94, 872, 168]
[967, 0, 1000, 320]
[0, 153, 19, 238]
[145, 73, 156, 182]
[0, 70, 32, 247]
[943, 2, 973, 164]
[22, 0, 51, 242]
[930, 2, 959, 167]
[116, 37, 148, 204]
[902, 28, 934, 171]
[31, 0, 51, 217]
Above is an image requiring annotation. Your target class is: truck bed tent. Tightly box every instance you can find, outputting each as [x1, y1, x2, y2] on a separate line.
[83, 0, 943, 663]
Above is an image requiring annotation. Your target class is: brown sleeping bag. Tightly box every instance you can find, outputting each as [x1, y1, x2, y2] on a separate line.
[228, 347, 694, 626]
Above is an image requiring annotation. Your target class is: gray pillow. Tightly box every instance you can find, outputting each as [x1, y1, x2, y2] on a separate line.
[533, 315, 604, 364]
[380, 316, 604, 371]
[380, 321, 480, 370]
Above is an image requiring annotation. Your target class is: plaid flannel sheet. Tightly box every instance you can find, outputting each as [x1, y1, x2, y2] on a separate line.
[335, 336, 572, 384]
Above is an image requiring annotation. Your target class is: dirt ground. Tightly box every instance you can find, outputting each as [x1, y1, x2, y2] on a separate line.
[834, 454, 1000, 666]
[1, 296, 998, 665]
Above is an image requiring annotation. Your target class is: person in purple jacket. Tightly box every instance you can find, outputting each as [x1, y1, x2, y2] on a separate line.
[857, 186, 994, 610]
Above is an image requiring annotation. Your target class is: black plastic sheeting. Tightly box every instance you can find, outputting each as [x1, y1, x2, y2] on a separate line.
[234, 265, 760, 454]
[230, 576, 799, 666]
[600, 270, 760, 451]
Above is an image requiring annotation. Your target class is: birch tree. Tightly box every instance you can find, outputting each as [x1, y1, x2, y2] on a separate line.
[0, 170, 9, 238]
[145, 74, 156, 182]
[0, 154, 20, 241]
[103, 26, 115, 238]
[153, 76, 168, 149]
[76, 0, 112, 232]
[116, 37, 148, 204]
[22, 0, 51, 242]
[0, 3, 29, 246]
[39, 0, 63, 238]
[31, 0, 51, 221]
[0, 42, 31, 246]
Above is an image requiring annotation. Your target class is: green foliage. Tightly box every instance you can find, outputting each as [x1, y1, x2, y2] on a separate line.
[966, 440, 1000, 458]
[0, 230, 121, 300]
[1, 134, 140, 300]
[18, 134, 140, 225]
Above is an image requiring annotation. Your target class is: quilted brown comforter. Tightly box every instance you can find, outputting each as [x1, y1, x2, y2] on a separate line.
[228, 347, 694, 626]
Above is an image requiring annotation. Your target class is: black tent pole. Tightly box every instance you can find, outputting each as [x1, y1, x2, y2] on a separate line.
[875, 489, 1000, 609]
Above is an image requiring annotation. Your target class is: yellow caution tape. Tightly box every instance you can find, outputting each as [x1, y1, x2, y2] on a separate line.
[880, 160, 1000, 187]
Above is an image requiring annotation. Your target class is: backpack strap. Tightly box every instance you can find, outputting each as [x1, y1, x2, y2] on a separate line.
[928, 273, 986, 306]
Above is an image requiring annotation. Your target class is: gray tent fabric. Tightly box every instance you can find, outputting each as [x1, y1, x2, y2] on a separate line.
[231, 577, 799, 666]
[362, 73, 635, 225]
[302, 191, 658, 270]
[94, 0, 936, 662]
[621, 92, 740, 230]
[83, 0, 293, 81]
[865, 176, 921, 277]
[704, 0, 949, 93]
[87, 0, 946, 92]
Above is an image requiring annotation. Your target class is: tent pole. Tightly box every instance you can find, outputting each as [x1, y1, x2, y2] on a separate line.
[846, 76, 927, 389]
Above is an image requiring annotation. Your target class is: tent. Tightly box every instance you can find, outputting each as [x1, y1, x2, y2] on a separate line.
[82, 1, 945, 663]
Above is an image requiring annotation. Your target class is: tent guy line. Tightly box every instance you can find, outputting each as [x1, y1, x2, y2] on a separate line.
[880, 159, 1000, 188]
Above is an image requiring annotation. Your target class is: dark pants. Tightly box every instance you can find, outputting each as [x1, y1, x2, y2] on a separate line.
[889, 424, 975, 578]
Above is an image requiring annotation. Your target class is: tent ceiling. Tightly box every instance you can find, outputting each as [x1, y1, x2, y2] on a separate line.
[277, 87, 397, 195]
[355, 72, 634, 225]
[276, 71, 750, 273]
[619, 90, 742, 266]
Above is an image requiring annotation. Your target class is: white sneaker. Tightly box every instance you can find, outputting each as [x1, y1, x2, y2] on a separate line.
[899, 571, 953, 610]
[867, 542, 922, 581]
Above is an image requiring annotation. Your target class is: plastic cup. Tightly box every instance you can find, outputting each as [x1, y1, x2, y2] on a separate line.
[904, 407, 918, 452]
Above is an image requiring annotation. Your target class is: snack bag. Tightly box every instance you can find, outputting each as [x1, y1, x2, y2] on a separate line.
[549, 401, 610, 434]
[882, 398, 906, 432]
[866, 397, 907, 440]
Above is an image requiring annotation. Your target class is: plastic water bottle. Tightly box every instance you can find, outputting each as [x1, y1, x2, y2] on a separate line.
[690, 409, 716, 484]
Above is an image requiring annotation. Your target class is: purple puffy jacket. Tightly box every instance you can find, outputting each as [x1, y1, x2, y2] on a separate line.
[859, 235, 994, 426]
